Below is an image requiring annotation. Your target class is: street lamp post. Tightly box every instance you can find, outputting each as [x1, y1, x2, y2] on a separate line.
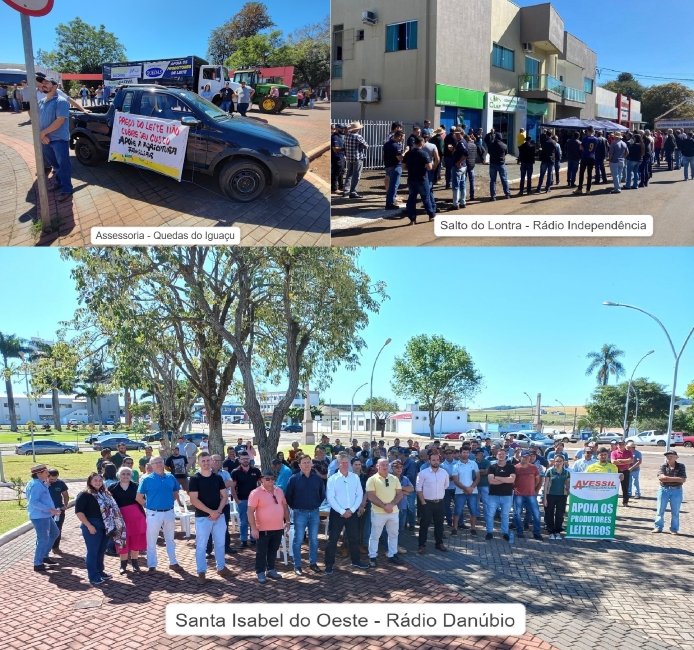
[523, 391, 533, 424]
[555, 399, 567, 434]
[630, 385, 639, 424]
[369, 338, 392, 446]
[350, 382, 367, 438]
[622, 350, 654, 437]
[604, 301, 694, 452]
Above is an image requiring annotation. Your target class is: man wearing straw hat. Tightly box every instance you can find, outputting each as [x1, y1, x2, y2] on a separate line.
[26, 463, 62, 572]
[607, 131, 628, 194]
[342, 121, 369, 199]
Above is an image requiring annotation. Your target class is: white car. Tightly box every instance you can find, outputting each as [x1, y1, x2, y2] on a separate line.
[625, 430, 684, 447]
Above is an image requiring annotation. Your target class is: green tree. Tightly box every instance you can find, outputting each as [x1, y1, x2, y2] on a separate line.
[585, 379, 672, 431]
[285, 17, 330, 88]
[361, 396, 399, 432]
[391, 335, 483, 439]
[207, 2, 275, 64]
[641, 82, 694, 125]
[225, 31, 292, 69]
[36, 17, 125, 74]
[0, 333, 31, 432]
[685, 380, 694, 402]
[602, 72, 647, 102]
[74, 363, 113, 425]
[129, 402, 152, 421]
[585, 344, 625, 386]
[286, 405, 323, 421]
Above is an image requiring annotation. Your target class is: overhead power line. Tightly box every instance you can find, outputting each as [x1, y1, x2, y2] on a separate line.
[596, 67, 694, 83]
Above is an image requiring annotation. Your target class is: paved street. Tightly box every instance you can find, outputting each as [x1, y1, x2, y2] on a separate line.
[0, 103, 330, 247]
[331, 163, 694, 246]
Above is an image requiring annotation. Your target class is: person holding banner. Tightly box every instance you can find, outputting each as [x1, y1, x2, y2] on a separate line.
[611, 441, 633, 507]
[653, 451, 687, 535]
[587, 448, 623, 479]
[543, 455, 570, 539]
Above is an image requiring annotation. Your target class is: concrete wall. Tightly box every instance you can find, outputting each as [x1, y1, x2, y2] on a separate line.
[519, 2, 565, 53]
[560, 32, 596, 119]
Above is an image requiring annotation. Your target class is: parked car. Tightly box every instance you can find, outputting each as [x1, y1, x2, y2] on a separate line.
[488, 431, 554, 454]
[679, 434, 694, 448]
[443, 432, 464, 440]
[84, 430, 114, 444]
[183, 432, 208, 447]
[625, 430, 683, 447]
[282, 424, 303, 433]
[93, 436, 146, 451]
[142, 431, 172, 442]
[105, 418, 115, 425]
[15, 440, 79, 455]
[591, 432, 624, 444]
[67, 418, 82, 426]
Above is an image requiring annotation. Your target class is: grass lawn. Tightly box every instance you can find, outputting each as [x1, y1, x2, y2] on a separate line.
[0, 500, 31, 536]
[1, 451, 103, 481]
[279, 444, 317, 458]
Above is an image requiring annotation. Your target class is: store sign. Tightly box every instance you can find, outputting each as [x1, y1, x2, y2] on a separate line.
[655, 120, 694, 130]
[435, 84, 486, 109]
[565, 473, 619, 540]
[142, 58, 194, 79]
[488, 93, 527, 112]
[111, 65, 142, 79]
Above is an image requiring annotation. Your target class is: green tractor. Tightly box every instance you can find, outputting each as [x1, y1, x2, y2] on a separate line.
[231, 69, 297, 114]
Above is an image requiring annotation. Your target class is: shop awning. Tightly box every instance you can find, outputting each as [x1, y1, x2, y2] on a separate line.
[540, 117, 629, 132]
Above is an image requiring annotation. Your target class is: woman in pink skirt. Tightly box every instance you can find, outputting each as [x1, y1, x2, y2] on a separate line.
[110, 466, 147, 574]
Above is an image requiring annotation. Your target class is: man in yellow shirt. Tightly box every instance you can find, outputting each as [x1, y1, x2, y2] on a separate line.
[586, 448, 624, 482]
[366, 458, 404, 567]
[517, 128, 526, 149]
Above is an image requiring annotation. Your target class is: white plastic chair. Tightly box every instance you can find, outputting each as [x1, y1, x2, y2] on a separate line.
[276, 530, 289, 565]
[174, 492, 193, 538]
[228, 498, 240, 533]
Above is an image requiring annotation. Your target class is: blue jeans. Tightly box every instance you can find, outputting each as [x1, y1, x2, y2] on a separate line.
[407, 491, 416, 528]
[398, 506, 407, 533]
[594, 159, 607, 183]
[626, 160, 640, 188]
[444, 158, 453, 187]
[344, 160, 363, 195]
[675, 150, 682, 169]
[221, 101, 232, 113]
[609, 161, 624, 192]
[485, 495, 512, 534]
[567, 159, 579, 185]
[466, 166, 476, 198]
[538, 162, 553, 190]
[309, 98, 315, 109]
[451, 165, 467, 206]
[32, 516, 60, 566]
[427, 169, 437, 212]
[629, 470, 641, 497]
[444, 489, 456, 525]
[80, 517, 109, 582]
[237, 500, 255, 542]
[489, 164, 509, 198]
[682, 156, 694, 180]
[478, 485, 489, 515]
[655, 486, 683, 532]
[237, 102, 249, 116]
[519, 163, 533, 193]
[385, 166, 402, 206]
[554, 160, 561, 184]
[292, 508, 320, 567]
[513, 495, 541, 535]
[195, 514, 227, 573]
[454, 493, 480, 518]
[42, 140, 73, 194]
[406, 179, 435, 222]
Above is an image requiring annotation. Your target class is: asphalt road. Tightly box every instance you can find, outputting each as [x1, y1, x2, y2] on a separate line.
[331, 166, 694, 247]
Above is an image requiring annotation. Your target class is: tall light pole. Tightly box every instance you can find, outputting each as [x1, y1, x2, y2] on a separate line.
[622, 350, 654, 436]
[555, 399, 567, 434]
[630, 385, 639, 424]
[523, 391, 533, 424]
[350, 382, 367, 438]
[369, 338, 391, 446]
[604, 301, 694, 452]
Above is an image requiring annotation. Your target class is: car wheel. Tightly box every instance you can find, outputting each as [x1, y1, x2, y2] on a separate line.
[684, 441, 693, 448]
[74, 136, 103, 166]
[63, 449, 74, 454]
[219, 159, 268, 202]
[562, 437, 569, 443]
[657, 440, 666, 446]
[25, 450, 33, 455]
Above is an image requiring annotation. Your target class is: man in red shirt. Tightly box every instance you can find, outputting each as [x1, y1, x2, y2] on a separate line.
[611, 441, 633, 506]
[512, 451, 543, 540]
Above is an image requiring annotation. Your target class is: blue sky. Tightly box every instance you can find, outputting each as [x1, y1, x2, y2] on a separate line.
[1, 248, 694, 411]
[516, 0, 694, 90]
[0, 0, 327, 64]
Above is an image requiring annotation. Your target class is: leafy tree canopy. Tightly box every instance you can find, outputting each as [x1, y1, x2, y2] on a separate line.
[207, 2, 275, 64]
[641, 82, 694, 125]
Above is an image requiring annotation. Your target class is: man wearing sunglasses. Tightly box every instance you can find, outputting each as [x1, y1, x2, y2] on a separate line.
[248, 469, 290, 584]
[366, 458, 405, 566]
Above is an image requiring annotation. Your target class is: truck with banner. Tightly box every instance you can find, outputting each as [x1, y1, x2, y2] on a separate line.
[565, 473, 620, 540]
[102, 57, 295, 114]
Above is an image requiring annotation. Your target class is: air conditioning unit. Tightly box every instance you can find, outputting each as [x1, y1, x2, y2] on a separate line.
[359, 85, 380, 102]
[522, 42, 534, 53]
[362, 10, 377, 25]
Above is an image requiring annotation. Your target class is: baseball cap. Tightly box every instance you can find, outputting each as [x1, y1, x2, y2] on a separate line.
[520, 451, 530, 457]
[664, 450, 678, 456]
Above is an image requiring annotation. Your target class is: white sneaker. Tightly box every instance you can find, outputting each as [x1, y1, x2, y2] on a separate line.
[549, 533, 556, 540]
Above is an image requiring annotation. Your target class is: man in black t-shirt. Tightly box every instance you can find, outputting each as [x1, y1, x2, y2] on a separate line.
[220, 82, 235, 113]
[402, 136, 434, 225]
[188, 452, 233, 584]
[222, 447, 240, 473]
[350, 439, 362, 455]
[485, 449, 516, 541]
[537, 137, 556, 193]
[164, 448, 189, 492]
[47, 469, 69, 552]
[383, 131, 405, 210]
[230, 452, 262, 547]
[488, 133, 510, 200]
[331, 124, 345, 193]
[443, 126, 457, 189]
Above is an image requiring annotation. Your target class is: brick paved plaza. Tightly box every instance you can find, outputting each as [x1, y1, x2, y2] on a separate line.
[1, 449, 691, 650]
[0, 103, 330, 247]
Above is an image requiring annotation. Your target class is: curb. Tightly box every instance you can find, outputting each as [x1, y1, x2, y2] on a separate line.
[307, 143, 330, 162]
[0, 499, 75, 548]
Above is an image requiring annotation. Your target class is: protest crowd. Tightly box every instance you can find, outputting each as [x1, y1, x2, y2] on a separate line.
[25, 431, 686, 586]
[331, 120, 694, 224]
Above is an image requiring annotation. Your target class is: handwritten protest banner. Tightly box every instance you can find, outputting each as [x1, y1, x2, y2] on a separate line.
[108, 111, 190, 181]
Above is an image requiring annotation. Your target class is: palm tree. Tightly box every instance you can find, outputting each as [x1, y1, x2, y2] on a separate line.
[74, 364, 114, 425]
[0, 333, 31, 432]
[29, 341, 69, 431]
[585, 344, 626, 386]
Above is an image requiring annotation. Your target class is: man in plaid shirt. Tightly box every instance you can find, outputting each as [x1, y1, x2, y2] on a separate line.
[343, 121, 369, 198]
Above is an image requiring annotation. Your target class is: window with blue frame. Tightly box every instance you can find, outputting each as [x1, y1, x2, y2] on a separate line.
[492, 43, 515, 71]
[386, 20, 418, 52]
[584, 77, 594, 94]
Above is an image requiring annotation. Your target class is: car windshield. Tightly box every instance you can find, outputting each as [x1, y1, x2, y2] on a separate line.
[172, 90, 231, 121]
[528, 432, 546, 440]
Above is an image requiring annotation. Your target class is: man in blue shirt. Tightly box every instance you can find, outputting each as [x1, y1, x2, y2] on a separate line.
[38, 77, 73, 200]
[272, 458, 292, 491]
[136, 456, 184, 572]
[285, 454, 326, 575]
[26, 463, 61, 571]
[574, 126, 598, 195]
[403, 136, 434, 225]
[398, 450, 418, 530]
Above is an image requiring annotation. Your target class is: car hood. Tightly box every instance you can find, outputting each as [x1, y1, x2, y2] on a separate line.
[211, 115, 299, 148]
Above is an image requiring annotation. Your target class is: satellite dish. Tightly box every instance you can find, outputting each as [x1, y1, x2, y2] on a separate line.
[2, 0, 54, 17]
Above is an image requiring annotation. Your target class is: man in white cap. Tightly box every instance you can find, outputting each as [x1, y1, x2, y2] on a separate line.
[653, 450, 686, 535]
[342, 122, 369, 199]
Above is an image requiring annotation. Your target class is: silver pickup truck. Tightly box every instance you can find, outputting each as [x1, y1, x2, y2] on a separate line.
[487, 431, 554, 454]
